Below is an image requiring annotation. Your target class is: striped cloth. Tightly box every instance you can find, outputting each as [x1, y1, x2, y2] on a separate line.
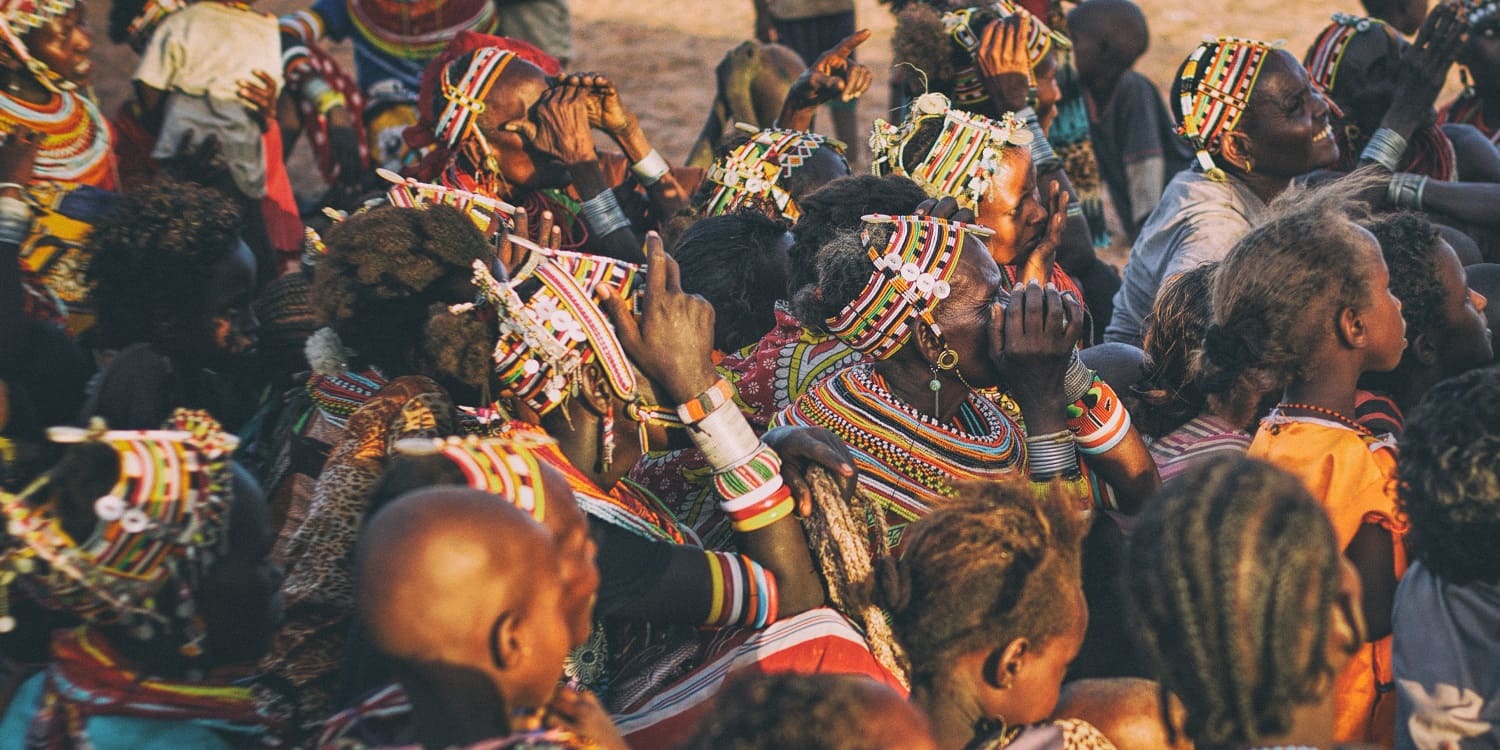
[1148, 413, 1252, 484]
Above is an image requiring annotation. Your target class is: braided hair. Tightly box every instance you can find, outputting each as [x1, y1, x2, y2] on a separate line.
[883, 480, 1089, 688]
[1126, 457, 1343, 746]
[1131, 263, 1218, 438]
[788, 174, 929, 297]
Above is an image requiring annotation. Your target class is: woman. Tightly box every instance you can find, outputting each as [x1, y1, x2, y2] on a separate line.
[1127, 457, 1367, 750]
[0, 412, 286, 749]
[1106, 37, 1340, 346]
[889, 481, 1112, 750]
[776, 212, 1090, 555]
[694, 125, 850, 226]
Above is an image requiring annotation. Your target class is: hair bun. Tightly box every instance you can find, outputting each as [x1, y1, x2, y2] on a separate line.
[1202, 322, 1261, 371]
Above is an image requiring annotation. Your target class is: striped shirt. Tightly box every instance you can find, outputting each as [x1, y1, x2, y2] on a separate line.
[1149, 413, 1251, 483]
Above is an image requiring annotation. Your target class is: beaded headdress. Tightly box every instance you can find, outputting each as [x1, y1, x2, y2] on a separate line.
[379, 168, 519, 235]
[1173, 37, 1279, 181]
[0, 411, 237, 653]
[434, 46, 515, 149]
[394, 434, 557, 522]
[1458, 0, 1500, 24]
[704, 125, 845, 223]
[0, 0, 81, 92]
[944, 1, 1070, 108]
[870, 91, 1035, 210]
[826, 214, 994, 360]
[1305, 14, 1393, 93]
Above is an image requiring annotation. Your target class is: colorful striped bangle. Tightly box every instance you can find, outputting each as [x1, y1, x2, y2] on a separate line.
[714, 447, 782, 498]
[732, 493, 795, 533]
[703, 552, 780, 629]
[1066, 378, 1132, 455]
[721, 477, 789, 519]
[679, 377, 737, 424]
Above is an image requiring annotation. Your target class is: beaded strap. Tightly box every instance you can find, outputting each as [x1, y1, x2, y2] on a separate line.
[1175, 37, 1277, 180]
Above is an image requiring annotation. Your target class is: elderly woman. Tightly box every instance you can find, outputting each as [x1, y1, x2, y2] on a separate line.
[1105, 37, 1341, 345]
[0, 413, 286, 749]
[776, 212, 1091, 555]
[693, 126, 851, 227]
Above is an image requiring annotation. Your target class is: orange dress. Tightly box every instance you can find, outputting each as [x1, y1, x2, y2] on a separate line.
[1248, 413, 1408, 746]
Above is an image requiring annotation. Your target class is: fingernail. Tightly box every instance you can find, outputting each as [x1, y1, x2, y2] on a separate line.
[1013, 282, 1025, 292]
[1046, 282, 1057, 291]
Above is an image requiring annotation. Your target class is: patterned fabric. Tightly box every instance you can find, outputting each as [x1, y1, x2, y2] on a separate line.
[1052, 59, 1110, 247]
[1174, 37, 1277, 178]
[703, 127, 842, 223]
[317, 684, 608, 749]
[825, 214, 991, 360]
[774, 363, 1027, 554]
[345, 0, 496, 62]
[0, 89, 114, 188]
[966, 718, 1119, 749]
[1148, 413, 1252, 484]
[1354, 389, 1405, 440]
[1248, 412, 1408, 746]
[261, 376, 454, 724]
[13, 182, 116, 335]
[18, 627, 279, 749]
[870, 92, 1033, 211]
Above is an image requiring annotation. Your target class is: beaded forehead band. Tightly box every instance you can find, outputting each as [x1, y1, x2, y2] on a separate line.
[395, 433, 559, 522]
[0, 411, 236, 649]
[704, 125, 845, 223]
[871, 92, 1035, 211]
[826, 214, 994, 360]
[1305, 14, 1393, 92]
[944, 1, 1070, 108]
[1175, 37, 1280, 181]
[0, 0, 81, 92]
[378, 168, 524, 237]
[435, 46, 515, 149]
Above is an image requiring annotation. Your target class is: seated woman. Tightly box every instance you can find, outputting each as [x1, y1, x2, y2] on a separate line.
[775, 212, 1091, 555]
[0, 412, 286, 749]
[80, 178, 259, 433]
[1356, 212, 1493, 437]
[1127, 457, 1367, 750]
[1106, 37, 1340, 346]
[888, 480, 1112, 750]
[692, 125, 850, 228]
[405, 34, 689, 262]
[1130, 264, 1259, 483]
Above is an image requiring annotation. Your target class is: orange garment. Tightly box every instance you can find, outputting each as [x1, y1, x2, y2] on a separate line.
[1248, 414, 1408, 747]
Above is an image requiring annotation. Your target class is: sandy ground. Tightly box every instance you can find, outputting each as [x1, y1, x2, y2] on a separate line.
[83, 0, 1427, 199]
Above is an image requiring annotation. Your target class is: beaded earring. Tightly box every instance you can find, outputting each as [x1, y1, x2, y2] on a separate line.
[600, 403, 615, 473]
[929, 367, 943, 415]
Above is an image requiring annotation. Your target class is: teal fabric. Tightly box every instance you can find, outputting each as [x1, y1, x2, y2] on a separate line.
[0, 672, 234, 750]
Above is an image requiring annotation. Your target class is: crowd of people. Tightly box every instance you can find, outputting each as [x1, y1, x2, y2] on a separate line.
[0, 0, 1497, 747]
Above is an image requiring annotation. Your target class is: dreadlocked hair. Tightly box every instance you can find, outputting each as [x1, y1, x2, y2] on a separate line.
[681, 672, 913, 750]
[788, 174, 928, 298]
[422, 300, 497, 395]
[1194, 170, 1381, 426]
[313, 205, 491, 374]
[1397, 367, 1500, 585]
[86, 176, 245, 350]
[881, 480, 1090, 689]
[893, 3, 964, 97]
[1130, 263, 1218, 438]
[1125, 456, 1342, 747]
[797, 466, 906, 685]
[792, 225, 894, 335]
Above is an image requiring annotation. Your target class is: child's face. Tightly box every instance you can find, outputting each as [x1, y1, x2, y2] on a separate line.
[1431, 240, 1494, 374]
[189, 240, 259, 369]
[1354, 230, 1408, 372]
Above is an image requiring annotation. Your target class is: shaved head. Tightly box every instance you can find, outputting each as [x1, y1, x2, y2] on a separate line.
[1068, 0, 1150, 65]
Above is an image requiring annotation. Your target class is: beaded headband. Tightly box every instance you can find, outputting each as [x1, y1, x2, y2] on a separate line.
[0, 411, 236, 649]
[826, 214, 994, 360]
[871, 92, 1035, 210]
[0, 0, 81, 92]
[435, 46, 515, 149]
[1305, 14, 1392, 92]
[944, 1, 1070, 108]
[1174, 37, 1279, 181]
[704, 125, 845, 223]
[379, 168, 520, 233]
[394, 434, 559, 522]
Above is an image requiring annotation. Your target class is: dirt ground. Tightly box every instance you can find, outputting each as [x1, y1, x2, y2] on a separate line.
[83, 0, 1415, 200]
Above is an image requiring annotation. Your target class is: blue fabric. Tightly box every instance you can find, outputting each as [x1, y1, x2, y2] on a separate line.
[0, 672, 234, 750]
[309, 0, 424, 101]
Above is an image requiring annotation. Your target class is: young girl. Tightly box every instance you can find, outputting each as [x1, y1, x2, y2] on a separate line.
[1197, 177, 1409, 745]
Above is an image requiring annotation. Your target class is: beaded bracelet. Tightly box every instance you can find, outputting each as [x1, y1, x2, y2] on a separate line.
[714, 446, 783, 499]
[1066, 378, 1133, 455]
[1026, 429, 1080, 479]
[630, 149, 671, 187]
[579, 190, 632, 237]
[1017, 107, 1061, 173]
[1360, 127, 1409, 172]
[1388, 172, 1428, 211]
[678, 377, 736, 424]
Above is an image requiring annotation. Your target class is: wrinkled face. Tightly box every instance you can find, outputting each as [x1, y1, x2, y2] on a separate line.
[989, 583, 1088, 726]
[1033, 52, 1062, 130]
[198, 468, 284, 666]
[537, 465, 600, 649]
[1460, 17, 1500, 92]
[1326, 26, 1406, 134]
[928, 237, 1005, 389]
[192, 240, 259, 369]
[473, 61, 572, 191]
[21, 5, 92, 85]
[1353, 227, 1409, 372]
[1239, 50, 1339, 175]
[1430, 240, 1494, 373]
[976, 148, 1048, 265]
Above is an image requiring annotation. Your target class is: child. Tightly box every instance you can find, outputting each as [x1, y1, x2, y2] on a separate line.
[1392, 367, 1500, 749]
[1357, 212, 1493, 438]
[1067, 0, 1191, 241]
[1196, 180, 1408, 745]
[1466, 261, 1500, 354]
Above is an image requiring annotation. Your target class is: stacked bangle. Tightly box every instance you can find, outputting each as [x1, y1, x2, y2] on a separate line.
[630, 149, 671, 187]
[1360, 128, 1409, 172]
[1388, 172, 1428, 211]
[703, 551, 779, 629]
[1017, 107, 1062, 173]
[689, 399, 761, 468]
[688, 399, 796, 533]
[1062, 352, 1095, 405]
[0, 195, 32, 245]
[579, 189, 632, 237]
[678, 378, 736, 424]
[1027, 429, 1080, 479]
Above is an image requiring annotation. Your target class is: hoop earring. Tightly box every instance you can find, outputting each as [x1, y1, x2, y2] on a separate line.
[935, 347, 960, 370]
[1344, 123, 1363, 146]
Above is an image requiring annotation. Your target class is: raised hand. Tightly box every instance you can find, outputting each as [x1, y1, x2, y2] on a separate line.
[238, 70, 279, 132]
[559, 72, 637, 140]
[992, 281, 1085, 428]
[531, 83, 599, 165]
[599, 232, 718, 404]
[778, 30, 874, 130]
[975, 16, 1035, 113]
[1020, 182, 1068, 285]
[1383, 3, 1466, 138]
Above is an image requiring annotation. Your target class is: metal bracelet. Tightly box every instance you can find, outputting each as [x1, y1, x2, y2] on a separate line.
[579, 189, 632, 237]
[1360, 127, 1409, 172]
[630, 149, 671, 187]
[1387, 172, 1428, 211]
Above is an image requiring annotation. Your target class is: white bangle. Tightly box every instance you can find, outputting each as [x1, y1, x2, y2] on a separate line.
[630, 149, 671, 187]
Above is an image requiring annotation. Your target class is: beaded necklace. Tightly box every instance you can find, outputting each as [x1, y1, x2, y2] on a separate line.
[0, 89, 112, 187]
[1273, 402, 1374, 437]
[305, 368, 388, 428]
